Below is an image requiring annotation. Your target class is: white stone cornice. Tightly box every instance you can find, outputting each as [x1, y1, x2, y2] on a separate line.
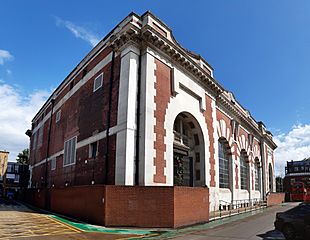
[140, 28, 224, 96]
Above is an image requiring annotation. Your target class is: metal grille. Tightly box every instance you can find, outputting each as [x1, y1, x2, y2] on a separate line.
[219, 141, 230, 189]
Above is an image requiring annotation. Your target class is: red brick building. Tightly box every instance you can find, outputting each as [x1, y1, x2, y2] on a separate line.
[27, 12, 277, 227]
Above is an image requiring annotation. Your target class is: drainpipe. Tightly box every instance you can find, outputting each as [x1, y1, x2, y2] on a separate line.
[134, 52, 142, 186]
[105, 50, 115, 184]
[45, 98, 55, 209]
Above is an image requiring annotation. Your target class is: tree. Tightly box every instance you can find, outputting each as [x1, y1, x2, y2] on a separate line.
[16, 148, 29, 164]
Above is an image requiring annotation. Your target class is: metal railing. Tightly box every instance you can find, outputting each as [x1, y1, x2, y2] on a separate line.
[217, 198, 266, 218]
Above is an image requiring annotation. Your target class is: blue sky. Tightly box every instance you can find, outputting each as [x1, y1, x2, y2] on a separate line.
[1, 0, 310, 174]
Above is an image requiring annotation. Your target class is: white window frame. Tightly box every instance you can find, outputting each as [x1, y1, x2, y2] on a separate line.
[51, 157, 56, 170]
[56, 110, 61, 123]
[93, 73, 103, 92]
[63, 136, 77, 167]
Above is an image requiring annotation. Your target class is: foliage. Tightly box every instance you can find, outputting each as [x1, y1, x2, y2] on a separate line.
[16, 148, 29, 164]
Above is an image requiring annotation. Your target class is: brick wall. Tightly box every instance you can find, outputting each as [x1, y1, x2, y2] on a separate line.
[174, 187, 209, 227]
[267, 192, 285, 206]
[30, 49, 120, 188]
[105, 185, 174, 227]
[24, 188, 47, 209]
[25, 186, 209, 228]
[50, 185, 105, 225]
[105, 186, 209, 228]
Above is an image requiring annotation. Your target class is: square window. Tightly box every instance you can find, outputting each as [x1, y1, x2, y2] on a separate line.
[89, 141, 98, 158]
[93, 73, 103, 92]
[63, 136, 77, 166]
[56, 110, 61, 123]
[51, 157, 56, 170]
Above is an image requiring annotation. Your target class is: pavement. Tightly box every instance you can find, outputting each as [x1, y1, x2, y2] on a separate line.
[0, 199, 153, 240]
[0, 199, 300, 240]
[149, 202, 300, 240]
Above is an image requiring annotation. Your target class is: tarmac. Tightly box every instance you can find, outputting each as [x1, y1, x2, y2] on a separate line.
[0, 199, 299, 240]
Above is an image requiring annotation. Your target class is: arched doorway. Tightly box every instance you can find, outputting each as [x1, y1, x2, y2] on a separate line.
[173, 112, 205, 187]
[269, 163, 274, 192]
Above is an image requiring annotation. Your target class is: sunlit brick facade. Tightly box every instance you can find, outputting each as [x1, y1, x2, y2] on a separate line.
[28, 12, 277, 223]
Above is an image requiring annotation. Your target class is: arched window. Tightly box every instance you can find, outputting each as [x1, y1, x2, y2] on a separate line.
[240, 151, 248, 190]
[218, 139, 231, 189]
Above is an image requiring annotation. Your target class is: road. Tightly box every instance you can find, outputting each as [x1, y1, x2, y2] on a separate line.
[165, 202, 299, 240]
[0, 199, 300, 240]
[0, 199, 146, 240]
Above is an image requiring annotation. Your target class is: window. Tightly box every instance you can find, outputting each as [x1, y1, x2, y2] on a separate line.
[14, 174, 20, 183]
[51, 157, 56, 170]
[255, 164, 260, 191]
[56, 110, 61, 123]
[37, 126, 43, 148]
[248, 134, 254, 150]
[63, 136, 77, 166]
[231, 120, 239, 141]
[218, 140, 231, 189]
[89, 141, 98, 158]
[93, 73, 103, 92]
[173, 117, 189, 146]
[240, 152, 248, 190]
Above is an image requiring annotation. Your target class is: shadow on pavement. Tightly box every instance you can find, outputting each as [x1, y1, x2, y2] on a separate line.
[257, 229, 286, 240]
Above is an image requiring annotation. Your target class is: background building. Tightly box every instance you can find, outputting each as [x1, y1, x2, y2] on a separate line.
[0, 161, 29, 198]
[26, 11, 277, 227]
[283, 158, 310, 200]
[0, 151, 9, 197]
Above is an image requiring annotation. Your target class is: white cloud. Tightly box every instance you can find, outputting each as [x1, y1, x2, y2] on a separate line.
[274, 124, 310, 176]
[0, 49, 13, 65]
[54, 16, 100, 47]
[0, 82, 50, 162]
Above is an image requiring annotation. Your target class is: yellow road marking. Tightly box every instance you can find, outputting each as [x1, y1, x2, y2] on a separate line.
[117, 233, 159, 240]
[45, 215, 82, 233]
